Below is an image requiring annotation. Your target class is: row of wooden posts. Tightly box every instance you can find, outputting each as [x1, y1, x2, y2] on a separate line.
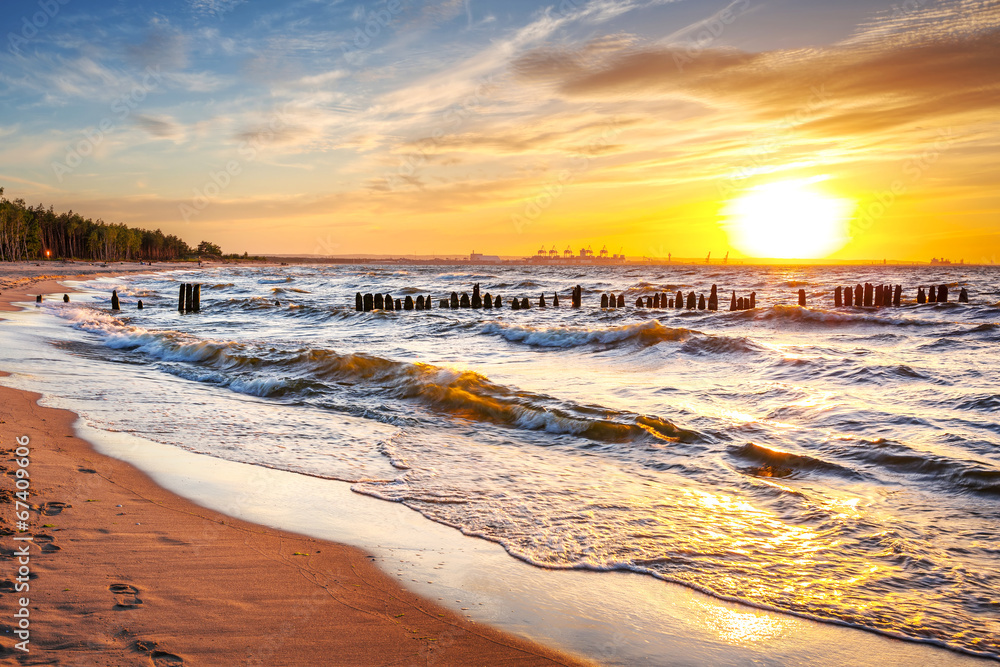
[354, 284, 584, 311]
[627, 285, 757, 311]
[795, 283, 972, 307]
[178, 283, 201, 312]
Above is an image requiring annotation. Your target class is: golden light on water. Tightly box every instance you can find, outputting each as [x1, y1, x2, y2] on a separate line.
[723, 177, 856, 259]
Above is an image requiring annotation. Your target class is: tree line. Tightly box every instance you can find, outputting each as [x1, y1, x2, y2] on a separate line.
[0, 187, 222, 262]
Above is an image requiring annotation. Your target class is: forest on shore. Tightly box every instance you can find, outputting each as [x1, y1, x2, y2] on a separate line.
[0, 188, 222, 262]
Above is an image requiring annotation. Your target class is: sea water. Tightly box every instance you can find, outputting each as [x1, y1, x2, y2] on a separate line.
[4, 263, 999, 658]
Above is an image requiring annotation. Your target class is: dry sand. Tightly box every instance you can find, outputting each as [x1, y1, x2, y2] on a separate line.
[0, 270, 590, 666]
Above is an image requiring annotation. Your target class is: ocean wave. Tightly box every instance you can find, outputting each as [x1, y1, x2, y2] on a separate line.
[680, 335, 762, 356]
[271, 287, 311, 294]
[258, 277, 292, 284]
[753, 304, 935, 327]
[728, 442, 862, 479]
[843, 438, 1000, 496]
[481, 320, 693, 349]
[62, 306, 703, 446]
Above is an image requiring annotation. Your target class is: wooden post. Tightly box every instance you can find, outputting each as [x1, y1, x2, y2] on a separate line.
[385, 294, 394, 311]
[425, 295, 432, 309]
[749, 292, 756, 309]
[917, 287, 926, 304]
[737, 297, 744, 310]
[63, 294, 69, 303]
[394, 298, 401, 309]
[645, 296, 653, 308]
[854, 285, 862, 307]
[494, 295, 502, 308]
[617, 294, 624, 308]
[668, 298, 674, 308]
[698, 294, 706, 310]
[472, 283, 482, 309]
[635, 297, 643, 307]
[938, 285, 948, 303]
[552, 293, 559, 307]
[863, 283, 873, 307]
[835, 286, 842, 307]
[730, 291, 737, 311]
[374, 293, 384, 309]
[572, 285, 582, 308]
[185, 283, 193, 312]
[686, 291, 696, 309]
[356, 293, 363, 311]
[137, 300, 143, 310]
[607, 293, 615, 309]
[893, 285, 902, 307]
[958, 287, 968, 302]
[440, 299, 449, 308]
[874, 285, 883, 307]
[193, 284, 201, 311]
[363, 294, 373, 311]
[483, 293, 492, 309]
[511, 298, 520, 310]
[460, 293, 470, 308]
[404, 296, 414, 310]
[928, 285, 937, 303]
[450, 292, 459, 309]
[843, 286, 852, 307]
[179, 285, 185, 311]
[111, 290, 121, 310]
[798, 288, 806, 307]
[521, 297, 529, 309]
[708, 285, 718, 311]
[416, 295, 424, 310]
[601, 294, 609, 308]
[653, 293, 660, 308]
[539, 293, 547, 308]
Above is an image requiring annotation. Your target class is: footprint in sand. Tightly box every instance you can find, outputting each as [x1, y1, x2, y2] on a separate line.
[77, 467, 97, 474]
[33, 533, 61, 553]
[109, 583, 143, 608]
[135, 640, 183, 665]
[41, 501, 71, 516]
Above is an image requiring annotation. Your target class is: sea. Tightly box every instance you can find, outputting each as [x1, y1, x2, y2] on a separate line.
[5, 263, 1000, 659]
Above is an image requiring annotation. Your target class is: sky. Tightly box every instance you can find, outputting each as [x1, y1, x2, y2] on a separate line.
[0, 0, 997, 260]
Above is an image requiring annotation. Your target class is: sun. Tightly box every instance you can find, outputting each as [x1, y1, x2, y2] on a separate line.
[722, 177, 855, 259]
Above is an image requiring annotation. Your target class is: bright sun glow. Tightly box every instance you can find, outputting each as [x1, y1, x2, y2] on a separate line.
[722, 177, 855, 259]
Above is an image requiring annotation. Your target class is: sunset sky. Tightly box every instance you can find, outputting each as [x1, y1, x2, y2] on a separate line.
[1, 0, 997, 260]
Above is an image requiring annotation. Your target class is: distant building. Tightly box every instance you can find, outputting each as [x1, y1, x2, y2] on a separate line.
[470, 252, 501, 263]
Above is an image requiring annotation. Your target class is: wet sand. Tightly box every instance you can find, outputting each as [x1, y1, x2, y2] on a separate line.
[0, 271, 590, 666]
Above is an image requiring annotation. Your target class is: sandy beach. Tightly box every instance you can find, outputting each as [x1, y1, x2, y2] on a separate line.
[0, 268, 589, 666]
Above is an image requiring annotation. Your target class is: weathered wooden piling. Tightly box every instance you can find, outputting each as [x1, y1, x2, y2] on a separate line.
[111, 289, 121, 310]
[601, 294, 609, 308]
[137, 300, 143, 310]
[387, 294, 397, 311]
[617, 294, 624, 308]
[893, 285, 902, 307]
[798, 288, 806, 307]
[425, 295, 432, 309]
[374, 293, 384, 309]
[835, 286, 843, 307]
[853, 285, 862, 307]
[737, 297, 745, 310]
[483, 293, 492, 309]
[843, 286, 852, 307]
[698, 294, 706, 310]
[539, 294, 547, 308]
[750, 292, 756, 309]
[440, 298, 449, 308]
[472, 284, 482, 309]
[511, 298, 520, 310]
[709, 285, 718, 311]
[686, 291, 696, 309]
[635, 297, 643, 307]
[186, 284, 194, 312]
[178, 285, 185, 311]
[274, 299, 281, 307]
[959, 288, 969, 303]
[494, 295, 502, 308]
[730, 291, 737, 311]
[460, 293, 470, 308]
[521, 297, 529, 309]
[193, 284, 201, 311]
[363, 293, 373, 311]
[607, 293, 615, 309]
[355, 293, 363, 311]
[416, 295, 424, 310]
[668, 298, 674, 308]
[917, 287, 926, 304]
[928, 285, 937, 303]
[553, 293, 559, 307]
[450, 292, 459, 309]
[404, 296, 414, 310]
[34, 294, 41, 304]
[863, 283, 872, 307]
[572, 285, 582, 308]
[63, 294, 69, 303]
[645, 296, 652, 308]
[653, 293, 660, 308]
[394, 298, 401, 309]
[875, 285, 883, 307]
[938, 285, 948, 303]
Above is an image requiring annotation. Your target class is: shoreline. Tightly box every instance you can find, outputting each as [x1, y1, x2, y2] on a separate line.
[2, 269, 995, 666]
[0, 270, 590, 665]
